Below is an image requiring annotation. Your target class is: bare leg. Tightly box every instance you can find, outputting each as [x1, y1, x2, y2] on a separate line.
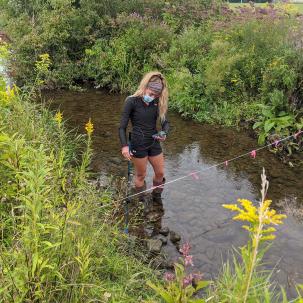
[148, 153, 165, 184]
[132, 156, 148, 188]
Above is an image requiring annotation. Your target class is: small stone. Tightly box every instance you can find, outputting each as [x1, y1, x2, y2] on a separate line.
[159, 227, 169, 236]
[147, 239, 162, 254]
[155, 235, 168, 245]
[147, 212, 161, 223]
[96, 175, 110, 188]
[151, 257, 175, 270]
[144, 226, 154, 238]
[170, 231, 181, 243]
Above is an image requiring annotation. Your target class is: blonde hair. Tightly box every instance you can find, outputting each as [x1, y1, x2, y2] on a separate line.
[132, 71, 168, 122]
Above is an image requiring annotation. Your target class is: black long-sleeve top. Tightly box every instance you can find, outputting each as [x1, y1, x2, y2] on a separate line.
[118, 96, 169, 147]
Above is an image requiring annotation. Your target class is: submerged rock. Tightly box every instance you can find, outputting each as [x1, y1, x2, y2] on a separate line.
[151, 256, 175, 270]
[144, 226, 154, 238]
[147, 239, 162, 254]
[146, 212, 162, 223]
[159, 227, 169, 236]
[155, 234, 168, 245]
[170, 231, 181, 243]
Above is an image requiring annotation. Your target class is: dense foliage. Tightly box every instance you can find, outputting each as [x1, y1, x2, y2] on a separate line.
[0, 51, 160, 302]
[0, 0, 302, 154]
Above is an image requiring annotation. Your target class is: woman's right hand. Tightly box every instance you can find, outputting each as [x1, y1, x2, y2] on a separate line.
[121, 146, 132, 161]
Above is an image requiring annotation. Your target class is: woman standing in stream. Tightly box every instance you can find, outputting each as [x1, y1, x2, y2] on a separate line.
[118, 71, 169, 202]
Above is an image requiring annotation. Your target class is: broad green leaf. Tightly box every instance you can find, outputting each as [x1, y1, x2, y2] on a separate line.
[194, 280, 210, 291]
[264, 120, 275, 133]
[146, 281, 175, 303]
[262, 108, 273, 118]
[258, 132, 266, 145]
[253, 121, 262, 130]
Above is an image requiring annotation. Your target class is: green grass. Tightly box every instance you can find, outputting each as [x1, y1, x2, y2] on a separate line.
[228, 2, 303, 13]
[0, 75, 161, 302]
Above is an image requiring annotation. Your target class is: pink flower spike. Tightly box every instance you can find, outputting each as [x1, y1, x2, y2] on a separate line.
[180, 242, 191, 256]
[184, 255, 194, 266]
[190, 171, 199, 180]
[164, 272, 175, 282]
[182, 274, 194, 288]
[274, 140, 280, 148]
[250, 150, 256, 159]
[225, 160, 228, 167]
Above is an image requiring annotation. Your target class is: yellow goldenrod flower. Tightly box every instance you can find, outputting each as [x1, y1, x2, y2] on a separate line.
[242, 225, 252, 232]
[233, 213, 255, 223]
[223, 196, 286, 245]
[238, 199, 258, 221]
[261, 234, 276, 242]
[35, 53, 51, 71]
[0, 84, 18, 106]
[262, 227, 276, 234]
[85, 118, 94, 135]
[222, 204, 241, 212]
[40, 53, 50, 61]
[6, 86, 16, 98]
[54, 111, 63, 126]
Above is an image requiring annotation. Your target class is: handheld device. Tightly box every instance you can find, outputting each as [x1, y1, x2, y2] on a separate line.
[152, 131, 166, 139]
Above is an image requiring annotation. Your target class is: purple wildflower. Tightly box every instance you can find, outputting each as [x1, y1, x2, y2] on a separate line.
[164, 272, 175, 282]
[184, 255, 194, 266]
[180, 242, 191, 256]
[182, 274, 194, 288]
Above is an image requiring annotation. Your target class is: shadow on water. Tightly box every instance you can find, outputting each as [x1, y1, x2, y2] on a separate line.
[44, 89, 303, 298]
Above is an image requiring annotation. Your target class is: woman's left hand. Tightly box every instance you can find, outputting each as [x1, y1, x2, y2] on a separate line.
[155, 135, 166, 142]
[154, 131, 166, 142]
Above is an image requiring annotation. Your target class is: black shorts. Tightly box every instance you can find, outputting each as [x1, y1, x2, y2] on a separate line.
[130, 140, 162, 158]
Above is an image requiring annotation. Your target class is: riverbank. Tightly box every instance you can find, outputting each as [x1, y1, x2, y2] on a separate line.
[0, 80, 162, 302]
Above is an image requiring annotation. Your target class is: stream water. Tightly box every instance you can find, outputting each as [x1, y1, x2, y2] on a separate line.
[44, 89, 303, 298]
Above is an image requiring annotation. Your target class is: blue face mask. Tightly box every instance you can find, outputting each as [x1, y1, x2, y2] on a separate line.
[143, 95, 154, 103]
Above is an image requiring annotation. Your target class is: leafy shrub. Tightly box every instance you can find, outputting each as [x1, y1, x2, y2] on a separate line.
[85, 18, 173, 92]
[164, 12, 303, 141]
